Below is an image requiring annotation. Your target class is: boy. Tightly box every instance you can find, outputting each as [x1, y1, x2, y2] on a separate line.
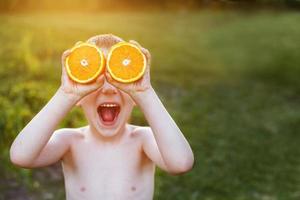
[10, 34, 194, 200]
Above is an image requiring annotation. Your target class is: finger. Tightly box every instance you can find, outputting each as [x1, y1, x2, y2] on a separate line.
[61, 63, 71, 83]
[142, 48, 151, 65]
[142, 51, 151, 76]
[129, 40, 144, 51]
[129, 40, 149, 55]
[61, 50, 71, 67]
[61, 50, 72, 82]
[62, 49, 71, 61]
[105, 71, 114, 83]
[105, 71, 121, 86]
[88, 75, 105, 91]
[129, 40, 151, 63]
[129, 39, 141, 47]
[95, 75, 105, 85]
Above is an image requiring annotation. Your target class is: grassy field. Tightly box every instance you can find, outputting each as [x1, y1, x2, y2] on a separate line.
[0, 10, 300, 200]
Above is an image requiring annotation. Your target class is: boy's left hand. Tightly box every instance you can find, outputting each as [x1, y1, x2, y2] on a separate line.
[105, 40, 152, 97]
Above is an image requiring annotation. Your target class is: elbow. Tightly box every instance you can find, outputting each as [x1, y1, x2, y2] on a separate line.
[168, 154, 195, 175]
[10, 147, 33, 168]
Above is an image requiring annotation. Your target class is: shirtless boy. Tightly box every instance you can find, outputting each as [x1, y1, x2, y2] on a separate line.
[10, 34, 194, 200]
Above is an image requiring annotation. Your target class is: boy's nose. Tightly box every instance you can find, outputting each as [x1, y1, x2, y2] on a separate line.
[101, 80, 117, 95]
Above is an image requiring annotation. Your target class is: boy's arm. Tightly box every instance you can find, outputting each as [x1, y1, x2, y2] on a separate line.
[10, 89, 78, 168]
[106, 39, 194, 174]
[10, 48, 104, 168]
[134, 88, 194, 174]
[27, 128, 74, 168]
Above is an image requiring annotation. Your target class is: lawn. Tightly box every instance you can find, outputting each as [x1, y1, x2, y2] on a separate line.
[0, 10, 300, 200]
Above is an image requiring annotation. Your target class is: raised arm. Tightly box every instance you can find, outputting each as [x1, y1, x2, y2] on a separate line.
[134, 88, 194, 174]
[10, 47, 104, 168]
[106, 40, 194, 174]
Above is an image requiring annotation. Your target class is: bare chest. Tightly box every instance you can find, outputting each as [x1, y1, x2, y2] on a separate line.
[70, 140, 143, 175]
[61, 137, 155, 199]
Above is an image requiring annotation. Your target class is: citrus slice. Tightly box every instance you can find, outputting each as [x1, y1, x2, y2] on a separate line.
[107, 42, 146, 83]
[66, 43, 104, 83]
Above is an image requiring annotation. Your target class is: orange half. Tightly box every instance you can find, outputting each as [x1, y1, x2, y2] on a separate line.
[66, 43, 104, 83]
[107, 42, 146, 83]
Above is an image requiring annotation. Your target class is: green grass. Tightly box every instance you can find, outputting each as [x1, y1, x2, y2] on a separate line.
[0, 10, 300, 200]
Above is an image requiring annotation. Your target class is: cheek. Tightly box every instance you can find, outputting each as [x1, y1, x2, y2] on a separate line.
[81, 104, 95, 118]
[122, 101, 135, 120]
[80, 96, 97, 114]
[80, 91, 98, 105]
[126, 98, 135, 108]
[120, 91, 135, 105]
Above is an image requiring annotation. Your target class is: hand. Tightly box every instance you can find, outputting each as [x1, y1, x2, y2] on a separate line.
[59, 43, 105, 100]
[105, 40, 152, 97]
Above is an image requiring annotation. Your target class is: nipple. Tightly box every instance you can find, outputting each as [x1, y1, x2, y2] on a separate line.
[80, 186, 86, 192]
[131, 186, 136, 191]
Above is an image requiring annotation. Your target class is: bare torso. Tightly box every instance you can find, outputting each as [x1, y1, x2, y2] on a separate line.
[61, 125, 155, 200]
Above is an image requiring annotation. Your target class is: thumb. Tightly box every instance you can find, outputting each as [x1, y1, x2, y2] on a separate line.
[88, 75, 105, 91]
[95, 75, 105, 85]
[105, 72, 122, 88]
[105, 71, 115, 83]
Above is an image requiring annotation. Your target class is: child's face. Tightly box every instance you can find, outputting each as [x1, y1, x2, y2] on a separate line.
[79, 80, 135, 137]
[78, 34, 135, 137]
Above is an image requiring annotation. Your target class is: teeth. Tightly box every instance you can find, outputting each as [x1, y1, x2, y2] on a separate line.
[100, 103, 118, 108]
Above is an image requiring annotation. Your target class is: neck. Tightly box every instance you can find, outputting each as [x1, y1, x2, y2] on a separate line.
[86, 124, 128, 144]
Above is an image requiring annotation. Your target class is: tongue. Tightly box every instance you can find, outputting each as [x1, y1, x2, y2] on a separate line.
[100, 107, 116, 122]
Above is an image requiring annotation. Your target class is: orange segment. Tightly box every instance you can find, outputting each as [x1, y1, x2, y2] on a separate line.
[107, 42, 146, 83]
[66, 43, 104, 83]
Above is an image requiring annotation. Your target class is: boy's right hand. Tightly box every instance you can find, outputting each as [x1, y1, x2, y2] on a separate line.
[59, 44, 105, 101]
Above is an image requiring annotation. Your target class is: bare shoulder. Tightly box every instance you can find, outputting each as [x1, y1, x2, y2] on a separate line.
[52, 127, 85, 143]
[129, 125, 153, 142]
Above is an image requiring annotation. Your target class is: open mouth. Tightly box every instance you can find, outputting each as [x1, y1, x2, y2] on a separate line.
[97, 103, 121, 125]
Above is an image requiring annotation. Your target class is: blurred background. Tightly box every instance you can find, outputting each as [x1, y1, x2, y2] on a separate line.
[0, 0, 300, 199]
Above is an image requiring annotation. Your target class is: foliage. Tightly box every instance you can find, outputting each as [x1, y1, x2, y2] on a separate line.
[1, 0, 300, 12]
[0, 10, 300, 199]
